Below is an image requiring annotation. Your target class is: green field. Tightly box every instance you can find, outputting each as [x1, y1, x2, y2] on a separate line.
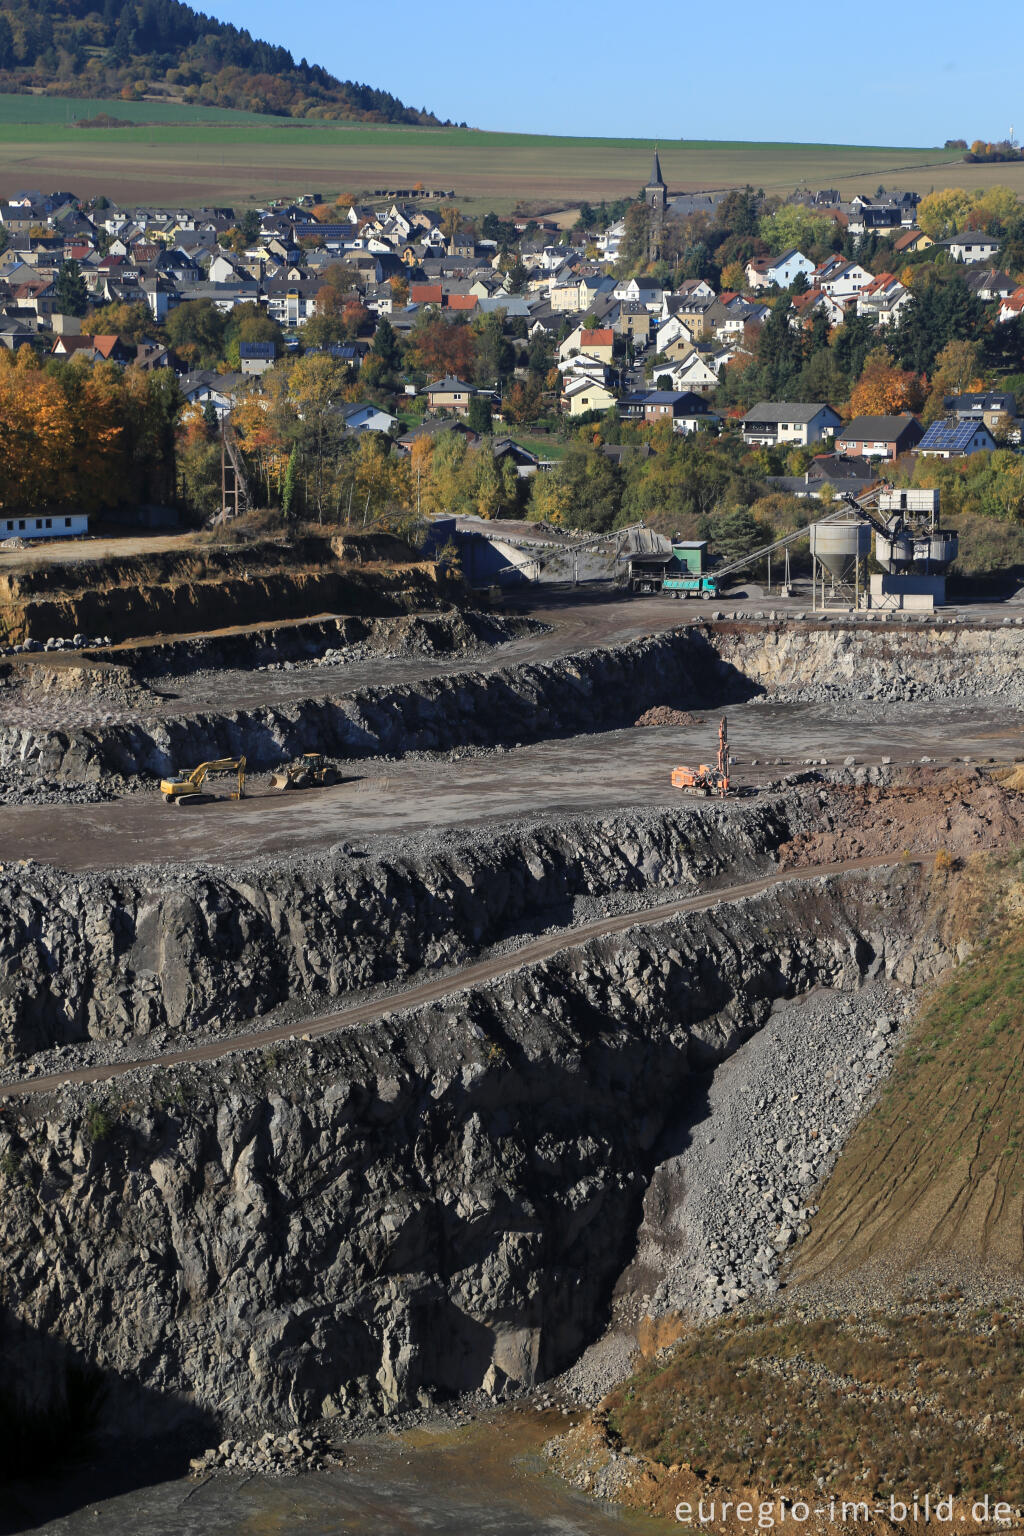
[0, 93, 274, 126]
[2, 95, 1020, 211]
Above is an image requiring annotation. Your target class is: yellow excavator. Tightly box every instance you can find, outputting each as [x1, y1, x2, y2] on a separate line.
[269, 752, 339, 792]
[160, 757, 246, 806]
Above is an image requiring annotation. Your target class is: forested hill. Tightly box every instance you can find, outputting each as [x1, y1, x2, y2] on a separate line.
[0, 0, 451, 123]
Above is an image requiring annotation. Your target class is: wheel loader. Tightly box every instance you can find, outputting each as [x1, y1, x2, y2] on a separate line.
[269, 752, 339, 792]
[160, 757, 246, 806]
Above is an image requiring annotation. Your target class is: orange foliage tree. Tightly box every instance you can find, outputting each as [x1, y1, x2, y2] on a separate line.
[847, 348, 926, 417]
[405, 317, 475, 381]
[0, 349, 178, 514]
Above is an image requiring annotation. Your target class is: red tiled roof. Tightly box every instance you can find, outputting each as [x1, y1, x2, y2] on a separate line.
[446, 294, 478, 311]
[580, 328, 614, 347]
[410, 282, 442, 304]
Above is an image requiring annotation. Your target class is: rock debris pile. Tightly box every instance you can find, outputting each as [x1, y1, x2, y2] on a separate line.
[644, 982, 911, 1320]
[190, 1428, 340, 1478]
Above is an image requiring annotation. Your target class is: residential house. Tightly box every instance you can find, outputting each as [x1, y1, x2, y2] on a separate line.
[666, 351, 720, 397]
[740, 402, 841, 447]
[834, 414, 923, 458]
[562, 374, 617, 415]
[966, 268, 1016, 302]
[91, 334, 136, 364]
[239, 341, 277, 376]
[613, 300, 651, 341]
[491, 438, 543, 478]
[177, 370, 245, 417]
[427, 376, 474, 414]
[938, 233, 1001, 264]
[612, 276, 662, 308]
[893, 229, 933, 257]
[744, 249, 814, 290]
[942, 391, 1018, 436]
[766, 452, 880, 499]
[339, 402, 398, 433]
[617, 391, 652, 423]
[263, 279, 322, 327]
[813, 257, 872, 300]
[998, 288, 1024, 324]
[856, 273, 912, 328]
[659, 279, 715, 318]
[410, 281, 443, 307]
[558, 325, 615, 365]
[789, 288, 845, 330]
[915, 419, 996, 457]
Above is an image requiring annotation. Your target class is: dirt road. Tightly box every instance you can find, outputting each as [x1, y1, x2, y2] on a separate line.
[2, 701, 1021, 872]
[0, 852, 922, 1100]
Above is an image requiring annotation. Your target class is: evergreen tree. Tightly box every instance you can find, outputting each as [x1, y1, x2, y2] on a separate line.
[467, 395, 493, 435]
[54, 259, 89, 319]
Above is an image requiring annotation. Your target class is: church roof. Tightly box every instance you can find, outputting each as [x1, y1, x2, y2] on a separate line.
[648, 148, 665, 188]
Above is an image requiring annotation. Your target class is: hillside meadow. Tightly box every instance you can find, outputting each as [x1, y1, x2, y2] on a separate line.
[2, 100, 1016, 210]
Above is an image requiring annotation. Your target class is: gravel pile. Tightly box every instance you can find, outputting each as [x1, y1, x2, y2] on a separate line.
[634, 707, 705, 728]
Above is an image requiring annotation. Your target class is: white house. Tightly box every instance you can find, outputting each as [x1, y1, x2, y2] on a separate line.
[857, 273, 912, 328]
[814, 258, 872, 300]
[339, 402, 398, 433]
[662, 352, 721, 397]
[999, 288, 1024, 324]
[942, 233, 1001, 265]
[741, 402, 841, 447]
[611, 276, 667, 311]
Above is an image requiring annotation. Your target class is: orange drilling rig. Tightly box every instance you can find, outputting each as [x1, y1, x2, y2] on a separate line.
[671, 716, 731, 798]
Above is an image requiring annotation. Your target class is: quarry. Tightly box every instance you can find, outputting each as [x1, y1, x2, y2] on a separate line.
[3, 530, 1024, 1533]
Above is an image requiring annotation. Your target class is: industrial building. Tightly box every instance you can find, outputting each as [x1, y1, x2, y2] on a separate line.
[809, 489, 957, 612]
[627, 539, 708, 593]
[2, 512, 89, 542]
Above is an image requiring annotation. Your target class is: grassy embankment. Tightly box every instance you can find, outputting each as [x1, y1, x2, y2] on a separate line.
[600, 846, 1024, 1512]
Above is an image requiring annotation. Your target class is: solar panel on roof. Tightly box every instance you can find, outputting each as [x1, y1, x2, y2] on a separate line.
[920, 419, 987, 450]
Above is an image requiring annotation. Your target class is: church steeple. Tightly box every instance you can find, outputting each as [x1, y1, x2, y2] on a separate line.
[644, 145, 667, 257]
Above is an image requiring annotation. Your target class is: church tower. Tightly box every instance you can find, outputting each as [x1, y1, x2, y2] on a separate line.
[644, 147, 667, 260]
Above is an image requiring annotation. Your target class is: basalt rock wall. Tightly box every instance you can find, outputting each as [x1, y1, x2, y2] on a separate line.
[0, 797, 795, 1063]
[0, 864, 944, 1437]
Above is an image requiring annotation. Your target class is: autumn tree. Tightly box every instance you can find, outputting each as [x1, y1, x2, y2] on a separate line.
[440, 204, 461, 247]
[406, 315, 475, 381]
[89, 301, 157, 342]
[922, 337, 984, 421]
[847, 347, 926, 417]
[164, 299, 228, 368]
[503, 378, 542, 425]
[286, 353, 348, 516]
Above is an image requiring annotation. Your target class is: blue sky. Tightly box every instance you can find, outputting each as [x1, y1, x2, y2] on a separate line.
[213, 0, 1019, 147]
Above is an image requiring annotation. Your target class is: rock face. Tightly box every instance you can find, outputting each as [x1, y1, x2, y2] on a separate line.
[0, 865, 945, 1437]
[0, 798, 796, 1063]
[710, 619, 1024, 704]
[0, 628, 747, 785]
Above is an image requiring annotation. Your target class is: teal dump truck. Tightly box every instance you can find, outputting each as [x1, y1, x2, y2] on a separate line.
[661, 573, 719, 599]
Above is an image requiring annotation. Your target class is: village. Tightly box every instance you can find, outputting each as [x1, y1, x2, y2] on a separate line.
[2, 156, 1024, 582]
